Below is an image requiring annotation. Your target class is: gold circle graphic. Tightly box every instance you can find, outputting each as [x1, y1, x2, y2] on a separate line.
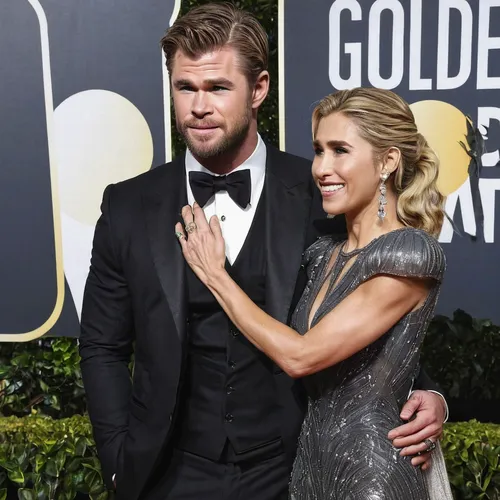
[410, 100, 470, 197]
[54, 90, 154, 226]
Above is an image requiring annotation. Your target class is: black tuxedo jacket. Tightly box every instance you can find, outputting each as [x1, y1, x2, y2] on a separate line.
[79, 145, 439, 499]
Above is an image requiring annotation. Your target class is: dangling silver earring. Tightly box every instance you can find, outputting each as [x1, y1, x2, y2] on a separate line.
[378, 172, 389, 221]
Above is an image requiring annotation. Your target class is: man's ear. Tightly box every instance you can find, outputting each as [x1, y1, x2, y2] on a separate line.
[251, 70, 270, 110]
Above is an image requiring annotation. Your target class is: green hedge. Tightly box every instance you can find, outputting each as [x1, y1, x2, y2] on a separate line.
[0, 416, 499, 500]
[0, 338, 85, 419]
[443, 421, 500, 499]
[0, 416, 108, 500]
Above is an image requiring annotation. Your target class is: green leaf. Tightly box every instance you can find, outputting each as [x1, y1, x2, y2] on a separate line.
[483, 469, 493, 491]
[461, 447, 471, 462]
[41, 440, 57, 454]
[466, 480, 484, 493]
[34, 453, 46, 474]
[7, 468, 24, 484]
[66, 457, 81, 473]
[11, 353, 30, 367]
[90, 480, 105, 496]
[48, 395, 61, 411]
[61, 487, 77, 500]
[45, 458, 61, 478]
[55, 449, 67, 472]
[71, 468, 86, 488]
[17, 489, 35, 500]
[81, 457, 101, 472]
[84, 470, 103, 495]
[75, 437, 87, 457]
[485, 445, 499, 469]
[0, 489, 6, 500]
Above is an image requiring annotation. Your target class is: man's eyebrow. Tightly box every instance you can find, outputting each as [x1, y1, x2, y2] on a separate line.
[172, 78, 192, 89]
[202, 78, 235, 89]
[173, 78, 235, 89]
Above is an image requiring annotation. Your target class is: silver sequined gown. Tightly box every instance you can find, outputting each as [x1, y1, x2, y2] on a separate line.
[289, 228, 445, 500]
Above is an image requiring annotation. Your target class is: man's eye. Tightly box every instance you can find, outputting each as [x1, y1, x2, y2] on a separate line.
[314, 148, 323, 156]
[335, 147, 347, 154]
[179, 86, 194, 92]
[213, 86, 228, 92]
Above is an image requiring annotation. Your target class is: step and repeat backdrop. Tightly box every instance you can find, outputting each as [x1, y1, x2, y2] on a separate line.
[280, 0, 500, 321]
[0, 0, 178, 340]
[1, 0, 500, 340]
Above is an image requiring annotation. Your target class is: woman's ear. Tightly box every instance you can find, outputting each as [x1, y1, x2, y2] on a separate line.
[382, 147, 402, 176]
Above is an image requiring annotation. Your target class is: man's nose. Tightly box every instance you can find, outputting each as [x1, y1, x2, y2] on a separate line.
[191, 92, 212, 118]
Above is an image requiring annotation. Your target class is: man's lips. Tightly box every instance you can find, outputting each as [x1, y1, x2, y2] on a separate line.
[188, 125, 219, 135]
[187, 123, 220, 130]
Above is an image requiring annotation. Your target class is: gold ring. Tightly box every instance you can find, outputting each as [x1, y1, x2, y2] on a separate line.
[185, 222, 197, 234]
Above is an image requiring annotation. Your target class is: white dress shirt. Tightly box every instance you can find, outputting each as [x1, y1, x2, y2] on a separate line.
[185, 134, 266, 265]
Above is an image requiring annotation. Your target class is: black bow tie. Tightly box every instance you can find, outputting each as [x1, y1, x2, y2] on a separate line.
[189, 170, 251, 209]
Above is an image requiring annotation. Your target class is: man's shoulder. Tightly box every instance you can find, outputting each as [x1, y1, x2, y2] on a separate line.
[118, 156, 183, 188]
[266, 144, 311, 169]
[265, 144, 313, 186]
[108, 156, 184, 198]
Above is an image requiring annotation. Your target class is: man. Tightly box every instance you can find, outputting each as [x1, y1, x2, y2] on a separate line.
[80, 4, 447, 500]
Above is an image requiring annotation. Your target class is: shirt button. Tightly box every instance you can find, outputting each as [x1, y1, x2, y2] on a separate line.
[221, 215, 226, 222]
[224, 413, 234, 423]
[227, 385, 235, 395]
[231, 328, 239, 337]
[229, 360, 236, 369]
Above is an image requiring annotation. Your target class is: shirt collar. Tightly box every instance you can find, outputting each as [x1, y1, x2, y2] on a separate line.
[185, 134, 266, 207]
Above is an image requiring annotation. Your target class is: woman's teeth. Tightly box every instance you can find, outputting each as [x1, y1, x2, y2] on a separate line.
[322, 184, 344, 192]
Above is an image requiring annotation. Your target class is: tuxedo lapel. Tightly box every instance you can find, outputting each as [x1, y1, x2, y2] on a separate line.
[264, 147, 311, 323]
[142, 157, 187, 341]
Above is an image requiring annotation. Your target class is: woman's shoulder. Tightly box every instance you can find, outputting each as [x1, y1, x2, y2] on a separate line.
[375, 227, 443, 250]
[366, 227, 446, 282]
[303, 235, 342, 267]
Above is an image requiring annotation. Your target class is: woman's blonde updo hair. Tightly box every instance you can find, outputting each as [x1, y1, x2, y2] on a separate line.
[312, 88, 445, 237]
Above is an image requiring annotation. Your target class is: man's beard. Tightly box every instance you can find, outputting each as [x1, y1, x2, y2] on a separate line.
[178, 112, 251, 159]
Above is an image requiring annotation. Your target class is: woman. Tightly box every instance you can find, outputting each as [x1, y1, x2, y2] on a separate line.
[175, 88, 452, 499]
